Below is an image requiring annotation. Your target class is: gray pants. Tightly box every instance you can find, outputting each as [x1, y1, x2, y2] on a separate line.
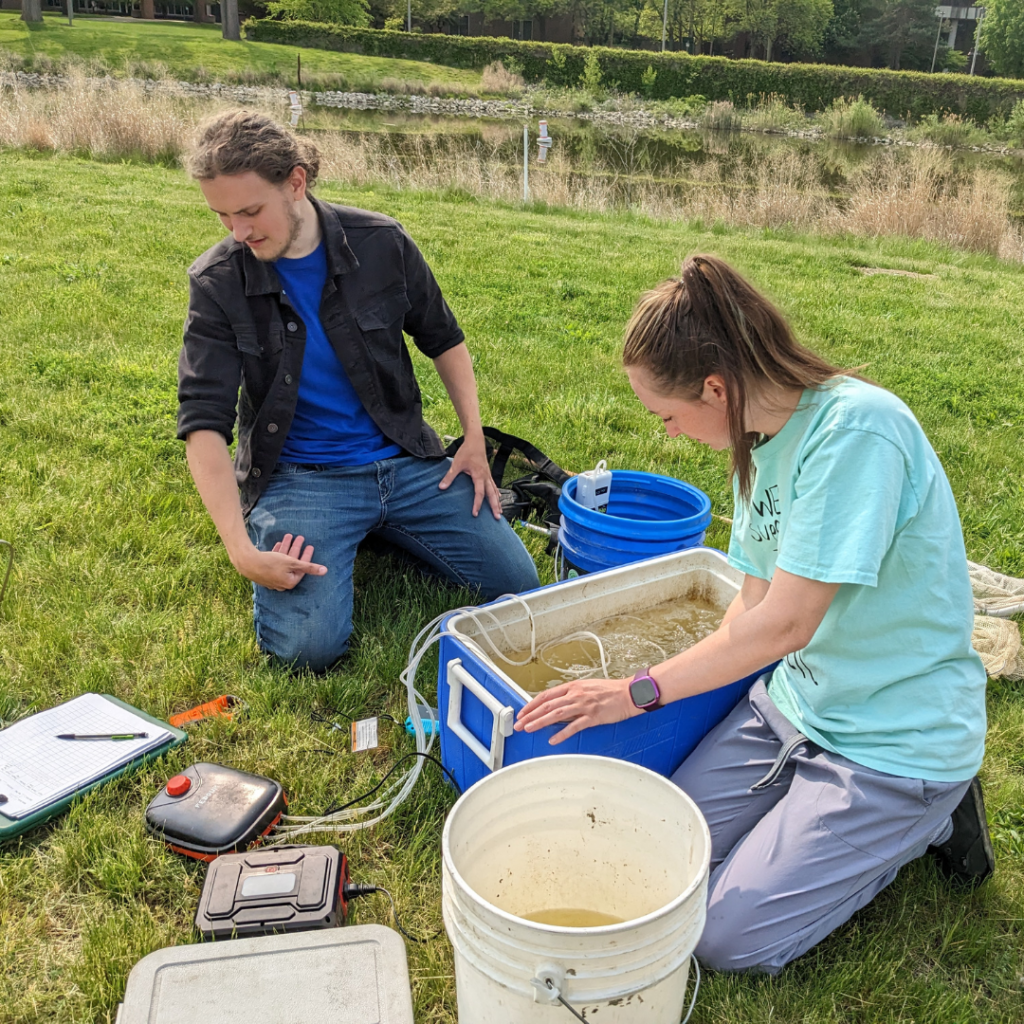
[672, 677, 969, 974]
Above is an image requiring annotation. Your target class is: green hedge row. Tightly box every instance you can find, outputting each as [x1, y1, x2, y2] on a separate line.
[245, 19, 1024, 121]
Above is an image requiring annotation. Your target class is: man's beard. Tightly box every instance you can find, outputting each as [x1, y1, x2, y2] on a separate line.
[254, 203, 303, 262]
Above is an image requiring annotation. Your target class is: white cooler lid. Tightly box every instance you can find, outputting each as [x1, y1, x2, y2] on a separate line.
[115, 925, 414, 1024]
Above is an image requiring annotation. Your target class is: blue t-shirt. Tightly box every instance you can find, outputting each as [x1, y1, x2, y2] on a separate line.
[275, 242, 401, 465]
[727, 376, 986, 782]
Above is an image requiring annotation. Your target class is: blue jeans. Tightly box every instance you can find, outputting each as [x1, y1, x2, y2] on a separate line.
[246, 456, 540, 672]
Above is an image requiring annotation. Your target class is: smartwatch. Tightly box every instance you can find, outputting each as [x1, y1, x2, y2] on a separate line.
[629, 668, 663, 712]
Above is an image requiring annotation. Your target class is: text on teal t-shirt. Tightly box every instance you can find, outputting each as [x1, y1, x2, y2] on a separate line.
[727, 377, 986, 782]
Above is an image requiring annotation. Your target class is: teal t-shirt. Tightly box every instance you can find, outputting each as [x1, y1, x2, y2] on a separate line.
[727, 376, 986, 782]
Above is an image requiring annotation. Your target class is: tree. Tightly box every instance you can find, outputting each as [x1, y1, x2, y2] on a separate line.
[859, 0, 937, 70]
[678, 0, 733, 54]
[373, 0, 458, 32]
[567, 0, 627, 46]
[222, 0, 241, 40]
[939, 45, 968, 71]
[21, 0, 42, 22]
[639, 0, 734, 54]
[618, 0, 652, 47]
[731, 0, 833, 61]
[822, 0, 866, 62]
[978, 0, 1024, 78]
[264, 0, 370, 24]
[480, 0, 573, 36]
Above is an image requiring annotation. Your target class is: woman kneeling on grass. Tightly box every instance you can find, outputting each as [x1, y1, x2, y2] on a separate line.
[514, 254, 993, 974]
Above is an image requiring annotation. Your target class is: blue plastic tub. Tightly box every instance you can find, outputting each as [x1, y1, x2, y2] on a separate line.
[558, 471, 712, 575]
[437, 548, 769, 793]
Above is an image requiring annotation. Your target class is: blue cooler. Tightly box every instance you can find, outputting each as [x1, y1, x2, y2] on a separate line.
[437, 548, 765, 793]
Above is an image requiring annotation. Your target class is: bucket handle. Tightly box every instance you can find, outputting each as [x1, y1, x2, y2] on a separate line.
[446, 659, 515, 773]
[532, 956, 701, 1024]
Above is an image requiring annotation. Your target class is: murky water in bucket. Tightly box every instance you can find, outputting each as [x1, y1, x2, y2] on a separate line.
[520, 908, 627, 927]
[500, 594, 723, 692]
[442, 755, 711, 1023]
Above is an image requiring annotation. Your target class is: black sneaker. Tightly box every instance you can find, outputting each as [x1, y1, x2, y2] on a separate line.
[929, 776, 995, 887]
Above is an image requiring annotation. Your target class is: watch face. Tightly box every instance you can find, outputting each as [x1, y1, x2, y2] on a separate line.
[630, 676, 659, 708]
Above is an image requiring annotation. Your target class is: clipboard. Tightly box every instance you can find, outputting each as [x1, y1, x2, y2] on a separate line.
[0, 695, 187, 843]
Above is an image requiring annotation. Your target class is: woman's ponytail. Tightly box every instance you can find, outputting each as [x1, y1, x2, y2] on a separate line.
[624, 254, 846, 500]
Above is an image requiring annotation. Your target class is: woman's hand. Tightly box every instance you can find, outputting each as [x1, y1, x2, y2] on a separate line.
[514, 676, 641, 745]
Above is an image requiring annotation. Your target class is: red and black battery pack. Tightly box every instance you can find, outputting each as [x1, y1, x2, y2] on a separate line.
[145, 762, 287, 862]
[194, 844, 350, 939]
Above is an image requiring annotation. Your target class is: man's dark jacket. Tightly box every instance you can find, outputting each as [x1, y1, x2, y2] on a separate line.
[177, 196, 464, 514]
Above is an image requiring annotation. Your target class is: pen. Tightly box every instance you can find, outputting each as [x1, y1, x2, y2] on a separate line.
[55, 733, 149, 741]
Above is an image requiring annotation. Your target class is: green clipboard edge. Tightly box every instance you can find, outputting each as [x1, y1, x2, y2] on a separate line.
[0, 694, 188, 843]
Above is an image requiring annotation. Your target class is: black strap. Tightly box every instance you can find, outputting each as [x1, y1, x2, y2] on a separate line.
[485, 426, 571, 487]
[445, 427, 570, 488]
[445, 428, 569, 550]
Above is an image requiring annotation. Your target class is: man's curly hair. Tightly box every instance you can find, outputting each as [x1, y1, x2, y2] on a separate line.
[187, 109, 320, 188]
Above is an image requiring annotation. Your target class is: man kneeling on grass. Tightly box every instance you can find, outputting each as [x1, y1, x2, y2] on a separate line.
[177, 110, 539, 671]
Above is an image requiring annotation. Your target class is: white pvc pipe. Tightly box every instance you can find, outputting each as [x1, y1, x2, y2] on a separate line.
[523, 126, 529, 202]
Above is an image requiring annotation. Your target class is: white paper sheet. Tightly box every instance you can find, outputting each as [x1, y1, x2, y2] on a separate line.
[0, 693, 171, 819]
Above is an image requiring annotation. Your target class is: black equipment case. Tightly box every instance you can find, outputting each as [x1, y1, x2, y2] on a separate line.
[194, 844, 350, 939]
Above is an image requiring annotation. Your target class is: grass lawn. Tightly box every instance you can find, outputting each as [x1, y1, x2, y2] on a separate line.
[0, 13, 481, 86]
[0, 150, 1023, 1023]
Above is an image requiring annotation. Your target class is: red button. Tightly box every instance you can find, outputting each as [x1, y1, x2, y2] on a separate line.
[166, 774, 191, 797]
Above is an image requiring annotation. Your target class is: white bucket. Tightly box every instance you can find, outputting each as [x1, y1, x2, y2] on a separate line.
[441, 755, 710, 1024]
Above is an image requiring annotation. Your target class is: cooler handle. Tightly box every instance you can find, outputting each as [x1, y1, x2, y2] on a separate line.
[446, 659, 515, 773]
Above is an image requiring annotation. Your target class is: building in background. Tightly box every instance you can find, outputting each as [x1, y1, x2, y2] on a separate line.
[936, 4, 984, 51]
[449, 11, 574, 43]
[0, 0, 220, 21]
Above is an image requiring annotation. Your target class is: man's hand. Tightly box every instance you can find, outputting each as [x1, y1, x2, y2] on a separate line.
[430, 345, 502, 519]
[235, 533, 328, 591]
[514, 676, 640, 745]
[438, 438, 503, 519]
[184, 433, 328, 591]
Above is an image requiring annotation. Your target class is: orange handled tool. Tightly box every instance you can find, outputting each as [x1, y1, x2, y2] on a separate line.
[169, 694, 241, 729]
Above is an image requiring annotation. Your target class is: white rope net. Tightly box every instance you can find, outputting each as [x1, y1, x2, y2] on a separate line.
[972, 615, 1024, 681]
[969, 562, 1024, 680]
[968, 560, 1024, 617]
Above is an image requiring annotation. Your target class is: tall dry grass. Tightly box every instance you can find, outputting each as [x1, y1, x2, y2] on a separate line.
[480, 61, 526, 95]
[317, 131, 612, 210]
[0, 76, 1019, 260]
[743, 94, 806, 133]
[313, 129, 825, 226]
[701, 100, 739, 132]
[315, 132, 1021, 257]
[0, 72, 207, 161]
[819, 95, 886, 139]
[835, 152, 1022, 259]
[375, 77, 481, 97]
[680, 149, 832, 231]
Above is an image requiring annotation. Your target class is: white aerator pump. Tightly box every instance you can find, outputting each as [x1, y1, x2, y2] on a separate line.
[575, 459, 612, 513]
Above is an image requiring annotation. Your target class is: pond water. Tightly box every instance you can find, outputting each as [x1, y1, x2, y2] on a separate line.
[304, 106, 1024, 221]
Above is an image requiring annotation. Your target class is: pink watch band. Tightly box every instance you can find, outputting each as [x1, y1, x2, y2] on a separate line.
[629, 667, 663, 711]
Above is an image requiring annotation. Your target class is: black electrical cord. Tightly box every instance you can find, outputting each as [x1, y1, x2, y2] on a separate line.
[312, 705, 399, 727]
[344, 882, 441, 944]
[323, 751, 461, 816]
[311, 707, 353, 724]
[0, 540, 13, 611]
